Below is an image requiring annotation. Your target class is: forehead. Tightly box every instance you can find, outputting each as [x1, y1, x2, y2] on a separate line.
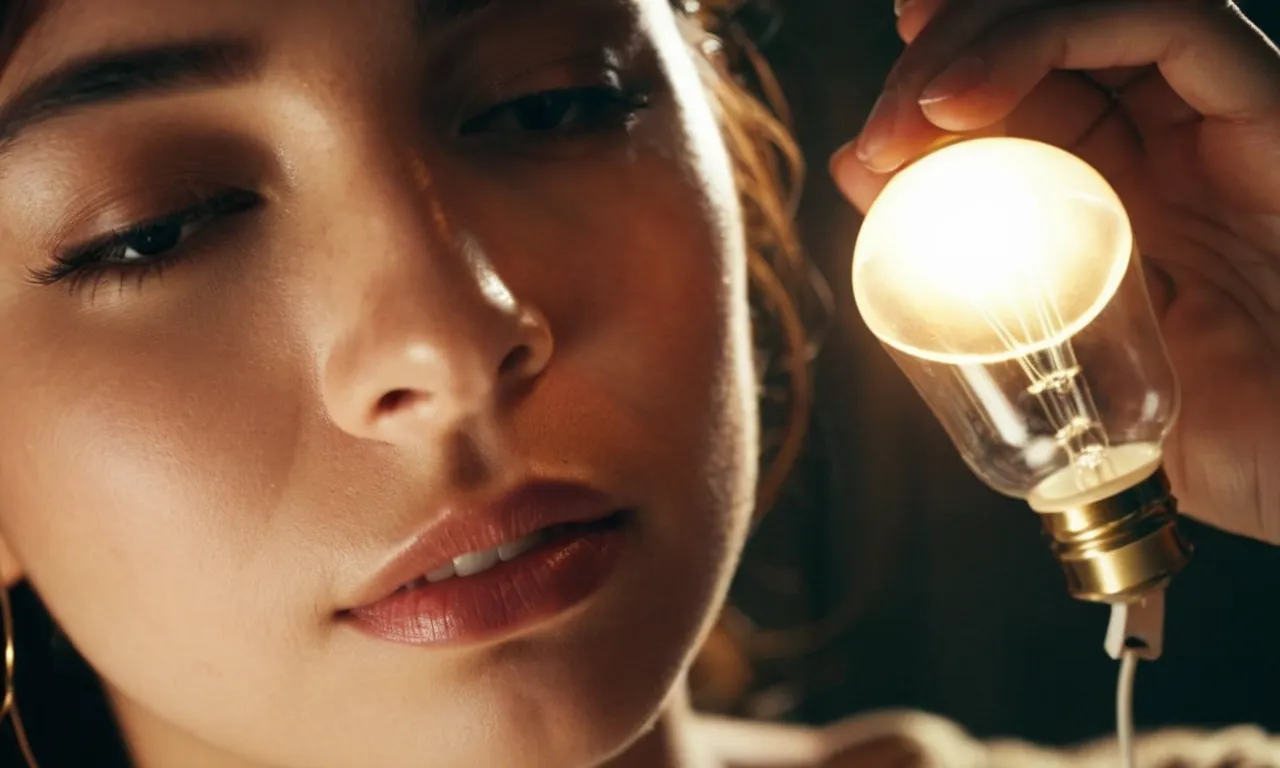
[1, 0, 671, 41]
[0, 0, 674, 81]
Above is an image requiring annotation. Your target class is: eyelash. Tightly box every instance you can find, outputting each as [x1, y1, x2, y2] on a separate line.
[459, 83, 652, 141]
[32, 84, 652, 292]
[29, 189, 263, 293]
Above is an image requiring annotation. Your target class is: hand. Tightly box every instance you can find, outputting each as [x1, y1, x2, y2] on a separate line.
[830, 0, 1280, 545]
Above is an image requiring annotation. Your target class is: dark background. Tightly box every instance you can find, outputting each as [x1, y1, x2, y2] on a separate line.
[728, 0, 1280, 746]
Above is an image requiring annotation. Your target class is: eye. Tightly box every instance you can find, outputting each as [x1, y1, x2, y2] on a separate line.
[30, 189, 262, 291]
[459, 85, 651, 140]
[113, 217, 205, 264]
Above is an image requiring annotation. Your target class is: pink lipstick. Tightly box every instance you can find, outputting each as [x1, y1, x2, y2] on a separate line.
[342, 481, 628, 645]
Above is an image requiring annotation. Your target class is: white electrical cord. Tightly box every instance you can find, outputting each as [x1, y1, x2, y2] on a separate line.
[1116, 649, 1139, 768]
[1105, 591, 1165, 768]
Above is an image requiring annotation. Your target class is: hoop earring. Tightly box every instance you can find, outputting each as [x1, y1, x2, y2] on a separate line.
[1, 585, 40, 768]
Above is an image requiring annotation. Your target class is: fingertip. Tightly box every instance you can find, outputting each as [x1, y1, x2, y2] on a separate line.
[828, 139, 857, 178]
[894, 0, 931, 43]
[896, 15, 924, 44]
[828, 140, 860, 195]
[830, 142, 892, 213]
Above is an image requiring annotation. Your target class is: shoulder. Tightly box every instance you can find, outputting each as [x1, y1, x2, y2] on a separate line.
[825, 718, 1280, 768]
[1060, 725, 1280, 768]
[693, 709, 987, 768]
[696, 711, 1280, 768]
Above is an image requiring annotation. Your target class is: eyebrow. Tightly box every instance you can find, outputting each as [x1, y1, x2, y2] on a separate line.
[0, 0, 499, 153]
[0, 38, 260, 150]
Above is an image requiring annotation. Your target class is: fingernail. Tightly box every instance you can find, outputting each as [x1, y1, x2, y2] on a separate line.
[865, 153, 905, 174]
[920, 55, 988, 105]
[893, 0, 915, 17]
[855, 91, 899, 166]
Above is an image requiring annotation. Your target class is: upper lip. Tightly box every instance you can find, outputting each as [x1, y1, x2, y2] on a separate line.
[346, 480, 618, 610]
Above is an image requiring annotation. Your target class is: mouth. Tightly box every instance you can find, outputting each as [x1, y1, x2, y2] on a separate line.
[388, 517, 622, 591]
[341, 482, 632, 646]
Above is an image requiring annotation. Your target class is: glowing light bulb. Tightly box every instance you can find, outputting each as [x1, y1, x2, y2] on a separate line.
[853, 137, 1191, 602]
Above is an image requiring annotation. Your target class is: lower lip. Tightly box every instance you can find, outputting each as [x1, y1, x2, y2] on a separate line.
[345, 516, 627, 646]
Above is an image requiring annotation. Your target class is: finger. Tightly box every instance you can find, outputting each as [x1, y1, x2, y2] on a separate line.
[830, 145, 892, 215]
[860, 1, 1280, 173]
[895, 0, 947, 44]
[1002, 71, 1139, 174]
[833, 71, 1128, 213]
[1082, 64, 1149, 93]
[902, 13, 1195, 130]
[831, 118, 1006, 214]
[891, 7, 1178, 138]
[896, 14, 1173, 162]
[895, 0, 1044, 51]
[918, 1, 1280, 132]
[859, 0, 1051, 172]
[1097, 66, 1201, 136]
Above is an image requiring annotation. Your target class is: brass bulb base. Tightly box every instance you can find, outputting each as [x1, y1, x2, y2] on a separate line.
[1038, 467, 1192, 603]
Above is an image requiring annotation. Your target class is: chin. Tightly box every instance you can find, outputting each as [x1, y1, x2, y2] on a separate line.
[476, 538, 734, 766]
[378, 511, 740, 768]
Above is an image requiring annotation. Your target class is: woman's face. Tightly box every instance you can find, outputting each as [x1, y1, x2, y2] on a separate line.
[0, 1, 756, 766]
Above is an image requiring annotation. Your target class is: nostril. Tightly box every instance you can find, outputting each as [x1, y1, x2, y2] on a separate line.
[376, 388, 422, 414]
[499, 344, 532, 376]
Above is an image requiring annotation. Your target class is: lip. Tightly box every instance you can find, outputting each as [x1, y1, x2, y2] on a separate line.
[340, 480, 628, 645]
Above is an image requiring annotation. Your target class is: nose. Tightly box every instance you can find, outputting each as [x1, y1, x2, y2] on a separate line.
[320, 215, 554, 446]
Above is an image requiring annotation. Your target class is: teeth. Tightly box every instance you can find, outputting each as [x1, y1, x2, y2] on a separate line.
[498, 530, 546, 562]
[425, 563, 455, 583]
[398, 531, 549, 591]
[452, 548, 500, 577]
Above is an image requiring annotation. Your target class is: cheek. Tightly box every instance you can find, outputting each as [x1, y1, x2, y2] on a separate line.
[457, 137, 750, 488]
[448, 134, 756, 658]
[0, 287, 316, 688]
[0, 69, 754, 763]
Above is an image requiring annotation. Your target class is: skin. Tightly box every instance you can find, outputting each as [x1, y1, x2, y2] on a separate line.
[0, 1, 756, 767]
[1, 1, 1279, 768]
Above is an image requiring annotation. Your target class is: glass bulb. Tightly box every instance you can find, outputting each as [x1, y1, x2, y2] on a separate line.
[853, 137, 1191, 600]
[854, 137, 1178, 509]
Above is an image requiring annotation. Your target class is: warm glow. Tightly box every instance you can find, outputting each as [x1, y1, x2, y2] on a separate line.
[853, 138, 1133, 365]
